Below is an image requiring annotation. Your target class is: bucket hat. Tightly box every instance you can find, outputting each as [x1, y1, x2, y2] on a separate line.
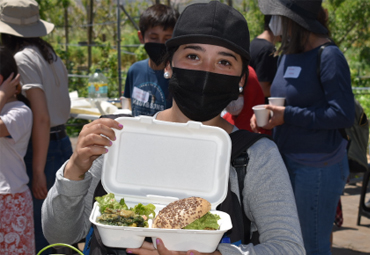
[0, 0, 54, 38]
[166, 1, 250, 61]
[258, 0, 327, 35]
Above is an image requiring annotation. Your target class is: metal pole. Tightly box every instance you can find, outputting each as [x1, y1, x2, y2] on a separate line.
[64, 5, 69, 69]
[119, 4, 139, 31]
[117, 0, 122, 97]
[88, 0, 93, 71]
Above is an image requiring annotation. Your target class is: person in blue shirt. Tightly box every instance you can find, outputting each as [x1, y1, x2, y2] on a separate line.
[123, 4, 179, 116]
[251, 1, 355, 254]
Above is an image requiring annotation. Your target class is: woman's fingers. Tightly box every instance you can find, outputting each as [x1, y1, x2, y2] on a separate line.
[64, 118, 123, 180]
[77, 119, 121, 149]
[264, 105, 285, 128]
[0, 73, 20, 97]
[250, 114, 260, 133]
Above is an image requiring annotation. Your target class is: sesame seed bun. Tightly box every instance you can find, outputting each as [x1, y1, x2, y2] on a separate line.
[152, 197, 211, 229]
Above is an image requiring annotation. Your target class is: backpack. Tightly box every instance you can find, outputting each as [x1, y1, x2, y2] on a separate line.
[84, 124, 271, 254]
[318, 43, 369, 173]
[217, 130, 271, 245]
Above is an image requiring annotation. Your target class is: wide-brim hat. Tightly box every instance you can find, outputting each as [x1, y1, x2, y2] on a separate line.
[258, 0, 328, 35]
[166, 1, 250, 61]
[0, 0, 54, 38]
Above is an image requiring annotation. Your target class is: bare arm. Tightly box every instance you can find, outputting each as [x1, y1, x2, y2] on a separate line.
[26, 87, 50, 199]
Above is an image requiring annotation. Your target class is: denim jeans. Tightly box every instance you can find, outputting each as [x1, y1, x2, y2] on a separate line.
[282, 154, 349, 255]
[24, 136, 73, 254]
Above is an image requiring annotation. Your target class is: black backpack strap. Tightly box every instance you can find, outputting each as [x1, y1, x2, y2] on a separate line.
[229, 130, 272, 244]
[316, 41, 336, 85]
[230, 130, 271, 161]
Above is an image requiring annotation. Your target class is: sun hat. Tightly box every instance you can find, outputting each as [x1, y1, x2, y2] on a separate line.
[258, 0, 328, 35]
[166, 1, 250, 61]
[0, 0, 54, 38]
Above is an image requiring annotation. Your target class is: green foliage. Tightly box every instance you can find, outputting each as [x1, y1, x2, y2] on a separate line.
[90, 39, 121, 98]
[65, 118, 90, 137]
[134, 44, 148, 62]
[324, 0, 370, 87]
[240, 0, 264, 40]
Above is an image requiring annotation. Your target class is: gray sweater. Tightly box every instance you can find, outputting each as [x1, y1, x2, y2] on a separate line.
[42, 138, 305, 255]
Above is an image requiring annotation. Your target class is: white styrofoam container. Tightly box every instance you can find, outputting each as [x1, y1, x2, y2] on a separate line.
[89, 116, 233, 252]
[89, 202, 232, 251]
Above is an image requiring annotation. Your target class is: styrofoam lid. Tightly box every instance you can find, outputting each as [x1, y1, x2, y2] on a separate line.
[101, 116, 231, 209]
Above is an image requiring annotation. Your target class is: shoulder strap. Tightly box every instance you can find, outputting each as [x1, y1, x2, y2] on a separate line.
[229, 130, 272, 244]
[316, 42, 348, 141]
[229, 129, 272, 199]
[316, 41, 336, 86]
[229, 129, 272, 161]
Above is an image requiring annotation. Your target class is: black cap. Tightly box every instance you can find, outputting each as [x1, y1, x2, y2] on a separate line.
[166, 1, 250, 61]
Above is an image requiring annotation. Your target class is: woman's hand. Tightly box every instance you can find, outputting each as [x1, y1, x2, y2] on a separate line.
[250, 114, 260, 133]
[0, 73, 20, 99]
[64, 118, 123, 180]
[250, 105, 285, 132]
[126, 239, 222, 255]
[32, 171, 48, 199]
[264, 105, 285, 129]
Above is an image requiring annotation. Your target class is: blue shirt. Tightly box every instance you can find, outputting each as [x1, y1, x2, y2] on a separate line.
[271, 45, 354, 158]
[123, 59, 172, 116]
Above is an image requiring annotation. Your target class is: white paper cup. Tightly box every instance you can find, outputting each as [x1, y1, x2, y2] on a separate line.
[252, 104, 270, 127]
[268, 97, 285, 106]
[268, 97, 285, 117]
[120, 96, 130, 110]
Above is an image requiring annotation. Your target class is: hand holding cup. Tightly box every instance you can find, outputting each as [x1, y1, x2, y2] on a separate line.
[252, 104, 270, 127]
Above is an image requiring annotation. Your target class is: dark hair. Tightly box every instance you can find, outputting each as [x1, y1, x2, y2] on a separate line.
[277, 6, 331, 55]
[0, 45, 18, 79]
[1, 34, 57, 64]
[139, 4, 179, 37]
[278, 16, 310, 55]
[0, 46, 30, 106]
[264, 15, 272, 31]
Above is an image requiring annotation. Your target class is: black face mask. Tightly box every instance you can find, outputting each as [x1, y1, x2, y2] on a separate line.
[169, 67, 241, 122]
[144, 43, 167, 66]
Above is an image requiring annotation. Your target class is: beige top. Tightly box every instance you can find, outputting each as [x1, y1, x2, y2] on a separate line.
[15, 46, 70, 127]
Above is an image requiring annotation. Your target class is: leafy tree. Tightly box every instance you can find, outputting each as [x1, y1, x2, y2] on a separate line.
[324, 0, 370, 86]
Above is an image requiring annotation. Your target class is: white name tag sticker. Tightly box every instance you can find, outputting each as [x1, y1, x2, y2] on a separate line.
[283, 66, 302, 78]
[132, 87, 149, 103]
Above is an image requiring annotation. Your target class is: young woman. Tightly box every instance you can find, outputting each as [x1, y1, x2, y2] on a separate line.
[0, 46, 34, 254]
[0, 0, 73, 252]
[42, 2, 305, 254]
[252, 0, 355, 254]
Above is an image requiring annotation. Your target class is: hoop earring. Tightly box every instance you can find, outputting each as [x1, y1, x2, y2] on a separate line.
[164, 72, 170, 79]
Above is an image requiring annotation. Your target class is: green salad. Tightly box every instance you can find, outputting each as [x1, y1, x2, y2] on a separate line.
[95, 193, 156, 227]
[183, 212, 221, 230]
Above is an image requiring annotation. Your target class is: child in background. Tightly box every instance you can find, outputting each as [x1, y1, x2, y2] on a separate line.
[123, 4, 179, 116]
[0, 46, 34, 254]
